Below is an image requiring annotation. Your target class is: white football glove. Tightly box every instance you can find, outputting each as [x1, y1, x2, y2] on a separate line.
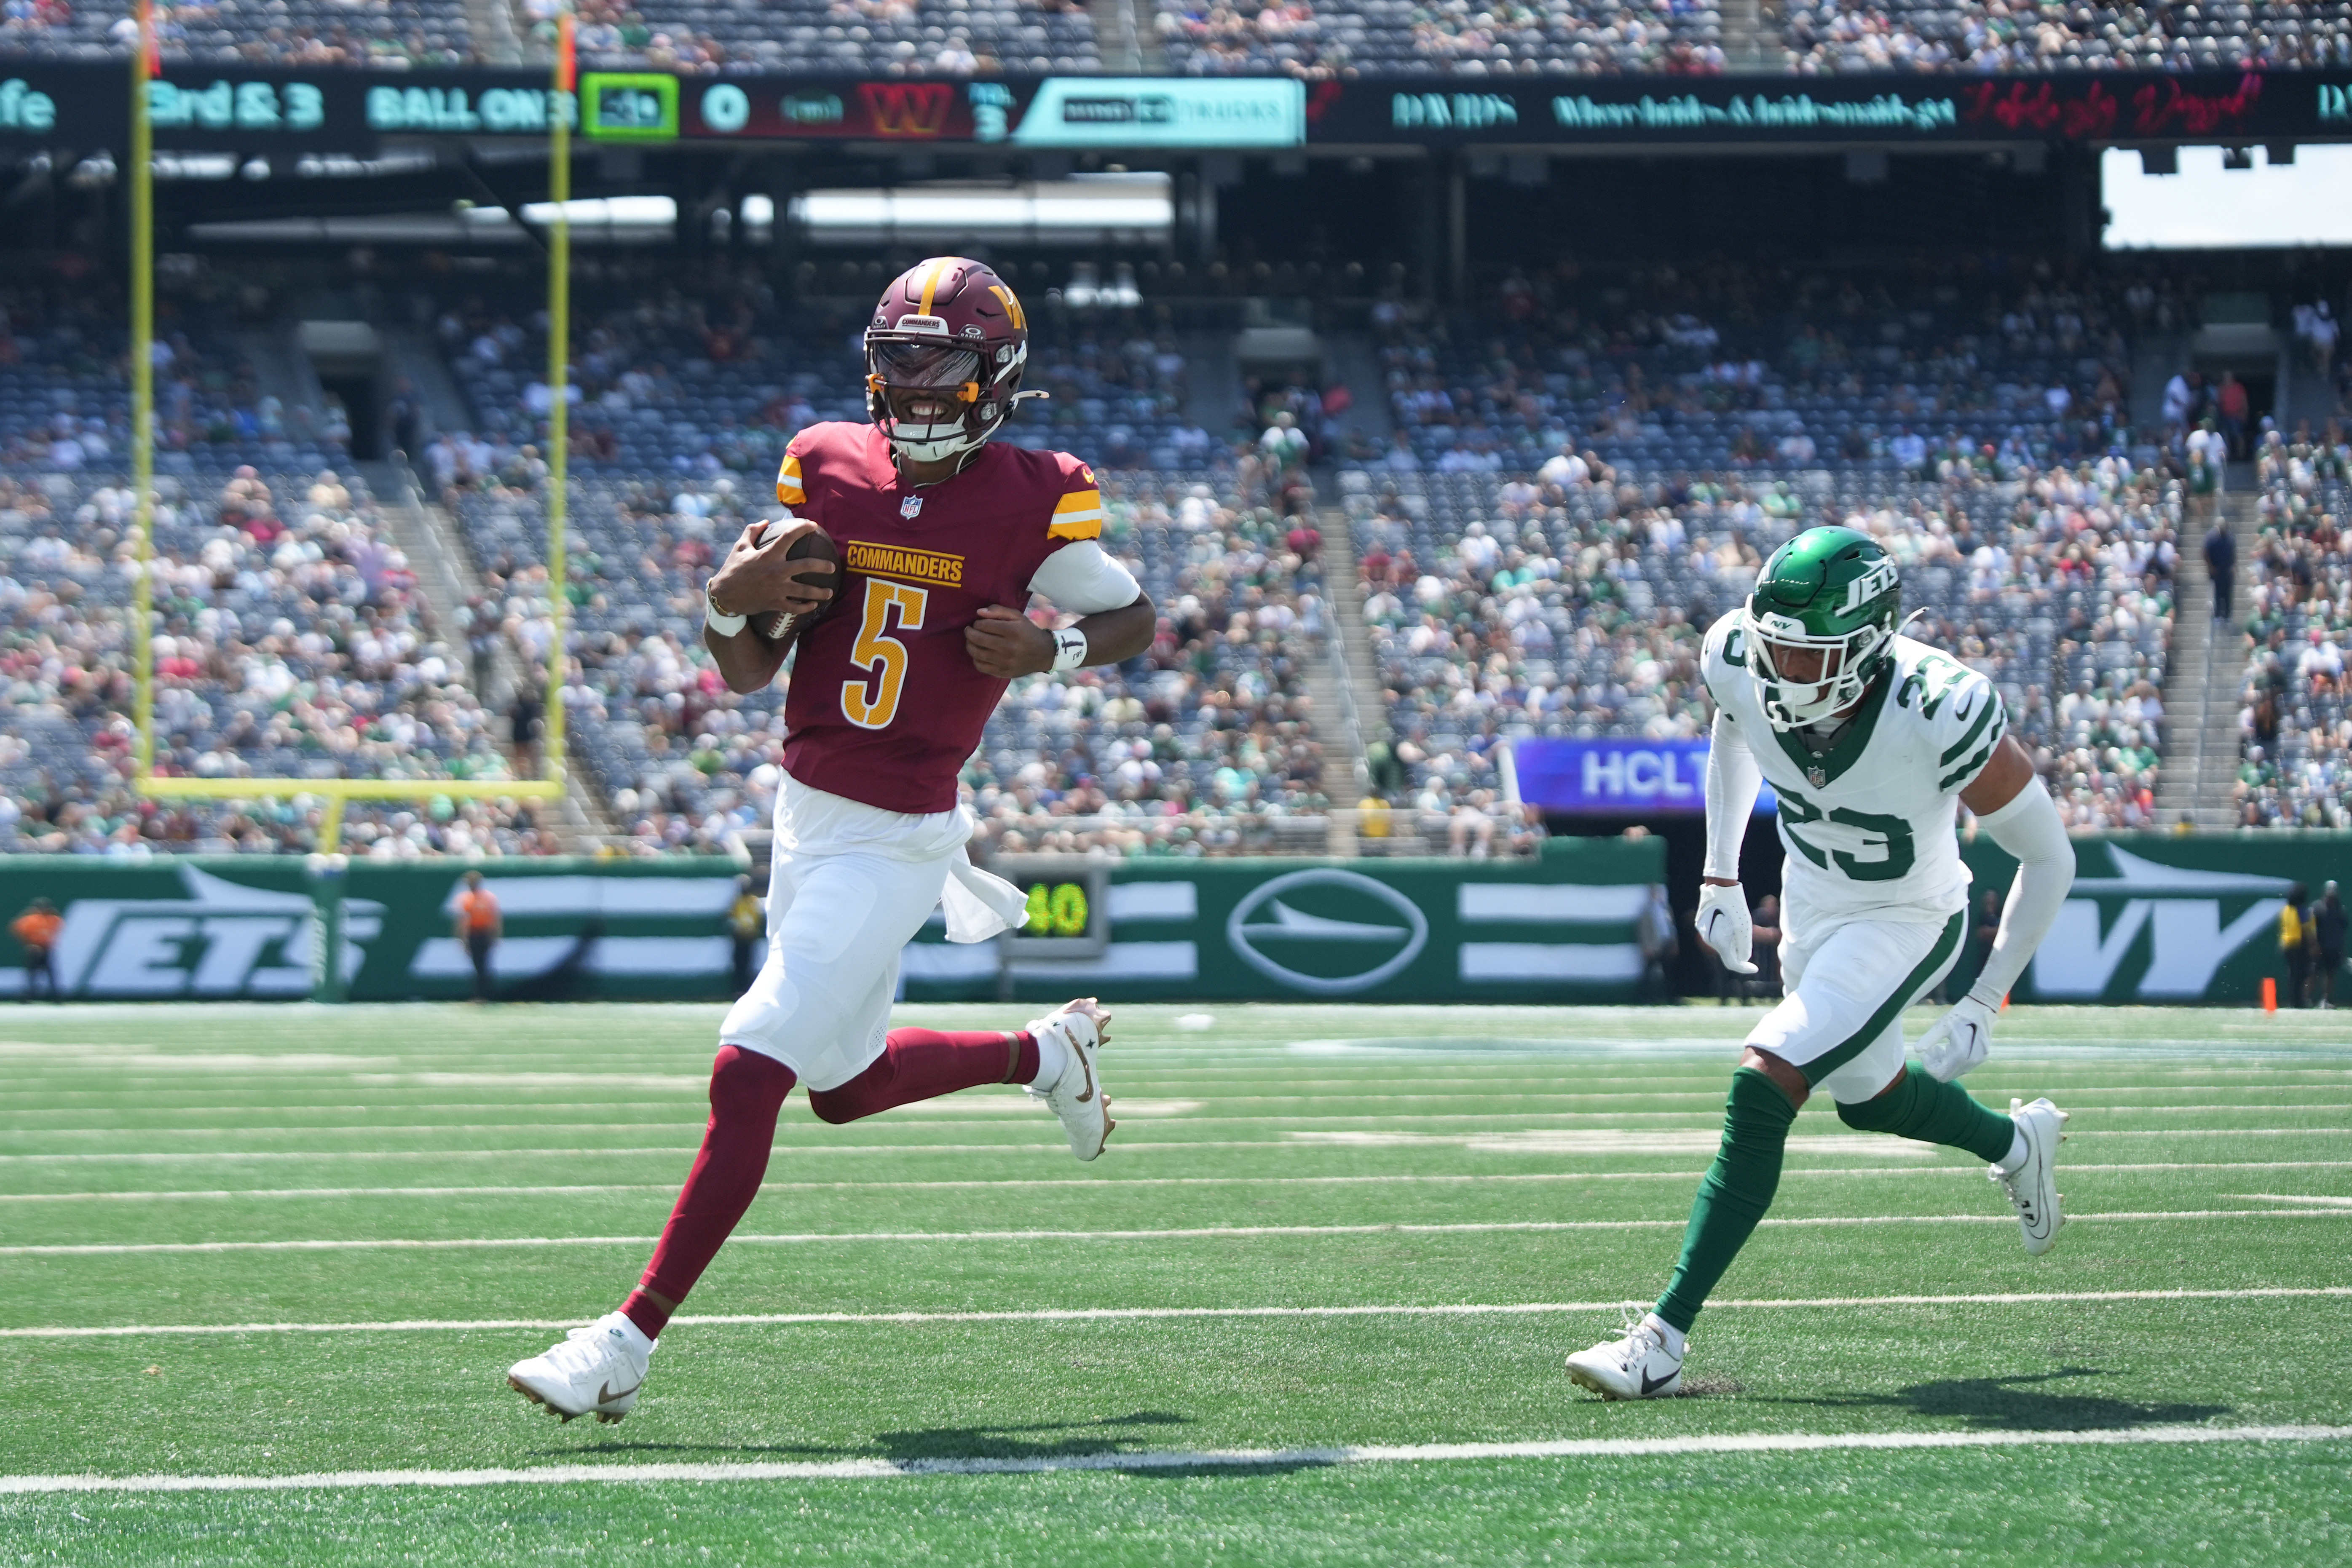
[1695, 882, 1756, 976]
[1916, 993, 1996, 1082]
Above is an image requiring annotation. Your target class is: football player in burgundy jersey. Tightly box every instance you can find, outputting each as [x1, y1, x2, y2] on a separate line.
[509, 258, 1157, 1425]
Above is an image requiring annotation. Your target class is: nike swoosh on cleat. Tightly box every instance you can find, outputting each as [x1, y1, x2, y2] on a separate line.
[597, 1378, 640, 1406]
[1075, 1057, 1095, 1105]
[1641, 1368, 1678, 1396]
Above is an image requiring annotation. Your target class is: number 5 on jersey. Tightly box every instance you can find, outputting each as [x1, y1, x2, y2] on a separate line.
[841, 578, 927, 730]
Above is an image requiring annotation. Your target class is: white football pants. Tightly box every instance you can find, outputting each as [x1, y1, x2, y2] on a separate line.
[718, 779, 964, 1091]
[1748, 902, 1966, 1104]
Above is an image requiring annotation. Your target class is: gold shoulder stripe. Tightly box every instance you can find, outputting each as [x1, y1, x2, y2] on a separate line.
[1047, 514, 1103, 541]
[776, 452, 805, 506]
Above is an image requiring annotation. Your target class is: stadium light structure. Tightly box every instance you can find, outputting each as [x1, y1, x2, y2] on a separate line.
[789, 175, 1173, 247]
[127, 0, 566, 853]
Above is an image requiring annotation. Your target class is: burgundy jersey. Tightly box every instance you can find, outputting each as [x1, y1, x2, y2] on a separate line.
[774, 421, 1104, 815]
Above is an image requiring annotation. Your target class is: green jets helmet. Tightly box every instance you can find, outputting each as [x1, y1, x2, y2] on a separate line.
[1743, 526, 1901, 731]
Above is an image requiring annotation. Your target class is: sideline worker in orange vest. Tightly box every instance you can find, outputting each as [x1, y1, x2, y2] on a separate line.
[454, 871, 502, 1002]
[11, 898, 62, 1003]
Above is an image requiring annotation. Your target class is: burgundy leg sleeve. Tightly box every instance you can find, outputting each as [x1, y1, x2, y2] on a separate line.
[805, 1029, 1037, 1125]
[624, 1045, 796, 1339]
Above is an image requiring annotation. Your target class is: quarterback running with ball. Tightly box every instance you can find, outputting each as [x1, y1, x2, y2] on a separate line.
[1566, 525, 2078, 1400]
[508, 258, 1157, 1424]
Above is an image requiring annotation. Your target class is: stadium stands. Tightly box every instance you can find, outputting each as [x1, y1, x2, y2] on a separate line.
[7, 0, 2344, 70]
[433, 291, 1199, 482]
[0, 468, 552, 855]
[0, 284, 345, 476]
[1349, 448, 2180, 831]
[1372, 267, 2142, 478]
[1154, 0, 1726, 77]
[7, 0, 474, 66]
[549, 0, 1101, 74]
[2239, 427, 2352, 827]
[1785, 2, 2352, 73]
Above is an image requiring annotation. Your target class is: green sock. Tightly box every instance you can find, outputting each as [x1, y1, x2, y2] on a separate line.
[1836, 1063, 2016, 1164]
[1655, 1067, 1796, 1335]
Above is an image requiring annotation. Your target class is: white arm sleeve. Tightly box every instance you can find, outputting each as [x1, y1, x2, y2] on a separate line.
[1967, 779, 2076, 1005]
[1704, 709, 1762, 881]
[1027, 539, 1143, 615]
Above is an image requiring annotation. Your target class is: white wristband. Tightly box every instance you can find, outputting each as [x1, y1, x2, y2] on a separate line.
[704, 587, 747, 637]
[1050, 626, 1089, 672]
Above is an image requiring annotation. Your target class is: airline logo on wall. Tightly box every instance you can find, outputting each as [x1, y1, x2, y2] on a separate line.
[1224, 869, 1430, 995]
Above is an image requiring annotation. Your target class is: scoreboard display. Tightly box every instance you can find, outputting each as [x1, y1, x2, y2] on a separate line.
[993, 856, 1111, 960]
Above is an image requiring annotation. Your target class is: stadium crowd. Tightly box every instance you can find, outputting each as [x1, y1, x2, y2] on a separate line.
[1155, 0, 1728, 78]
[1371, 262, 2151, 479]
[1786, 1, 2352, 73]
[543, 0, 1101, 74]
[1, 467, 554, 855]
[2239, 425, 2352, 827]
[2, 0, 2346, 72]
[1353, 445, 2180, 832]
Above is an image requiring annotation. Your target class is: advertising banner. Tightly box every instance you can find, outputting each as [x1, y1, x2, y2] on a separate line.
[1958, 834, 2352, 1005]
[11, 833, 2330, 1006]
[0, 60, 2342, 152]
[1302, 69, 2352, 147]
[905, 837, 1665, 1003]
[0, 839, 1663, 1003]
[1515, 737, 1775, 817]
[1006, 77, 1305, 147]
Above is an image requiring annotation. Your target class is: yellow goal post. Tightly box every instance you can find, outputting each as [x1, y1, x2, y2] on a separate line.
[126, 5, 577, 855]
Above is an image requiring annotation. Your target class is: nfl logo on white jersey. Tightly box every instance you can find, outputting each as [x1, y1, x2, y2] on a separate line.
[900, 495, 923, 519]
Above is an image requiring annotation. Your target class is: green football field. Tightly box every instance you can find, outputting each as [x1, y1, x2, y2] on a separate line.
[1, 1002, 2347, 1566]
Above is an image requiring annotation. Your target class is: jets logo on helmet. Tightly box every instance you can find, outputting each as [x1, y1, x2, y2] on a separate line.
[864, 256, 1037, 465]
[1743, 525, 1901, 732]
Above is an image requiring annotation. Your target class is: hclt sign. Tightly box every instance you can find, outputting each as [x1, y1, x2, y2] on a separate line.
[1514, 737, 1775, 816]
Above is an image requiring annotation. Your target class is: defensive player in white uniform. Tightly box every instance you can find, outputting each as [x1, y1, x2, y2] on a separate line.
[1566, 525, 2079, 1399]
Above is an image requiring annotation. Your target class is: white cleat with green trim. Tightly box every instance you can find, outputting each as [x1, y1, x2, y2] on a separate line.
[1992, 1096, 2069, 1256]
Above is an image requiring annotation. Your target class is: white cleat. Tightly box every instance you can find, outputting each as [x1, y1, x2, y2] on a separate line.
[1565, 1316, 1685, 1401]
[1991, 1096, 2069, 1256]
[507, 1311, 652, 1424]
[1026, 997, 1114, 1161]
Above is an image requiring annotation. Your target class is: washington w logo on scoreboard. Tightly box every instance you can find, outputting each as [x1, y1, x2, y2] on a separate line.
[860, 83, 952, 138]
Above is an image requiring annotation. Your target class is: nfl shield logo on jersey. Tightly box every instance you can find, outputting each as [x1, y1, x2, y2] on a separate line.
[900, 495, 924, 519]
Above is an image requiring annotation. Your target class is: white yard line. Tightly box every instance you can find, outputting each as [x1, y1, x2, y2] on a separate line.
[2, 1424, 2345, 1494]
[3, 1126, 2347, 1167]
[7, 1286, 2351, 1341]
[6, 1208, 2348, 1257]
[18, 1279, 2352, 1344]
[2234, 1193, 2352, 1207]
[8, 1160, 2347, 1204]
[7, 1104, 2339, 1142]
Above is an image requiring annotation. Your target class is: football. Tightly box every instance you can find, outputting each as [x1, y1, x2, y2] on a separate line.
[751, 519, 841, 645]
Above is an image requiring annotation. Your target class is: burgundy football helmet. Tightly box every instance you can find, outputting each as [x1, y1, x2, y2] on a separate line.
[865, 256, 1033, 464]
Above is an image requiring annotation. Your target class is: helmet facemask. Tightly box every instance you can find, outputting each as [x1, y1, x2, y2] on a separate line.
[1745, 608, 1891, 731]
[865, 318, 1026, 465]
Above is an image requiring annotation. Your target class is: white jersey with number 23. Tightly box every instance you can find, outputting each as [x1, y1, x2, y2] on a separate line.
[1701, 611, 2009, 927]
